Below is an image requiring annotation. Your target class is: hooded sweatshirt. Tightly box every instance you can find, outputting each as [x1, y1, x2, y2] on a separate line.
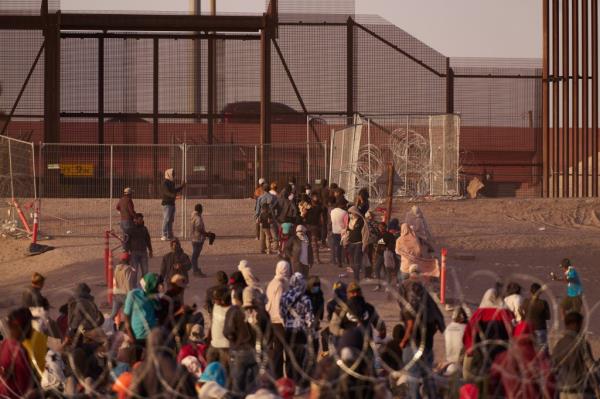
[67, 283, 104, 336]
[161, 168, 184, 206]
[266, 261, 291, 324]
[280, 273, 314, 331]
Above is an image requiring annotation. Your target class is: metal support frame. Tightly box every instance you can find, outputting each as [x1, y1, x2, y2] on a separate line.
[446, 58, 454, 114]
[44, 12, 60, 143]
[593, 0, 599, 196]
[543, 0, 599, 197]
[539, 3, 550, 196]
[582, 0, 589, 196]
[259, 14, 272, 179]
[0, 42, 44, 136]
[347, 17, 354, 119]
[562, 0, 569, 197]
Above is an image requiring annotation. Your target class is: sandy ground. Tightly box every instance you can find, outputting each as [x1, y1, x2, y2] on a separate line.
[2, 197, 600, 355]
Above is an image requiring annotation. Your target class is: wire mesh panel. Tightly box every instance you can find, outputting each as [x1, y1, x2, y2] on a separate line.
[0, 135, 36, 235]
[39, 144, 184, 237]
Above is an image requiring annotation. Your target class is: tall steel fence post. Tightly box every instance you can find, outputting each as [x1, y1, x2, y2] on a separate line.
[31, 142, 37, 200]
[367, 118, 372, 197]
[306, 115, 311, 185]
[8, 139, 14, 201]
[254, 145, 258, 184]
[182, 143, 186, 239]
[109, 145, 113, 232]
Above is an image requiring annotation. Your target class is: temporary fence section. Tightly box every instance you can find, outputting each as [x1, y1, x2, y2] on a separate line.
[329, 114, 460, 203]
[0, 135, 37, 238]
[38, 142, 326, 237]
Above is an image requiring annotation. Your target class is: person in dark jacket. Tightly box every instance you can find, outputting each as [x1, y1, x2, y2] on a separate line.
[129, 327, 197, 398]
[161, 168, 185, 241]
[284, 224, 314, 278]
[124, 213, 153, 281]
[276, 187, 297, 225]
[303, 193, 325, 264]
[22, 272, 49, 310]
[223, 291, 259, 396]
[66, 283, 104, 343]
[552, 312, 597, 397]
[322, 281, 347, 353]
[205, 271, 228, 316]
[116, 187, 136, 235]
[522, 282, 551, 352]
[373, 222, 399, 291]
[306, 276, 324, 356]
[159, 239, 191, 292]
[356, 187, 370, 215]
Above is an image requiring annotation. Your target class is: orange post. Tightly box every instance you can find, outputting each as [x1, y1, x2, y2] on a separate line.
[31, 206, 39, 245]
[13, 200, 31, 234]
[440, 248, 447, 304]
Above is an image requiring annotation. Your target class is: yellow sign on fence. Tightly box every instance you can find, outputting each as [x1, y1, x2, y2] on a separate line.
[60, 163, 94, 177]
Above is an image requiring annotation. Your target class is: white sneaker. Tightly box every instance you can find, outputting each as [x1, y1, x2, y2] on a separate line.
[160, 236, 168, 241]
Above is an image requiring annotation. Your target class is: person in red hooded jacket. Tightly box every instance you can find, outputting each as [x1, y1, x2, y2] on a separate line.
[490, 321, 555, 398]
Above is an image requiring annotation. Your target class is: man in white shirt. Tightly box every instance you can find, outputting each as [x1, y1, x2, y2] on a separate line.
[329, 200, 348, 268]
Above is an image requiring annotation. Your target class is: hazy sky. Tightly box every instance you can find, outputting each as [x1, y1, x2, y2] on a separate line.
[60, 0, 542, 59]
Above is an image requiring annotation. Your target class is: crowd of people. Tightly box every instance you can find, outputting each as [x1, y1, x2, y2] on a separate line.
[0, 176, 598, 398]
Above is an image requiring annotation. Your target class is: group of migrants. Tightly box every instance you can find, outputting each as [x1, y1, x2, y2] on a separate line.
[0, 174, 597, 398]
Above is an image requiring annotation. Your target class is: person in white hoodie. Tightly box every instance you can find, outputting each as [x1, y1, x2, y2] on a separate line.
[503, 281, 524, 322]
[265, 260, 291, 379]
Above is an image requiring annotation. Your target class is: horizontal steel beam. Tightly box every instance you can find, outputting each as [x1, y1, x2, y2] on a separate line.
[60, 13, 265, 32]
[0, 16, 43, 29]
[60, 32, 261, 40]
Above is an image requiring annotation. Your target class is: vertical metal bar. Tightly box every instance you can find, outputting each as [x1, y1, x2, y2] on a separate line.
[253, 145, 257, 184]
[573, 0, 580, 196]
[329, 129, 334, 183]
[446, 57, 454, 114]
[562, 0, 570, 197]
[552, 0, 560, 196]
[582, 0, 590, 195]
[31, 143, 37, 200]
[306, 115, 311, 184]
[109, 145, 113, 231]
[207, 36, 215, 145]
[8, 140, 14, 201]
[99, 37, 104, 144]
[181, 144, 186, 239]
[543, 0, 550, 197]
[405, 116, 409, 193]
[153, 38, 159, 145]
[367, 118, 372, 196]
[346, 17, 354, 119]
[260, 21, 272, 179]
[44, 12, 60, 143]
[592, 0, 598, 196]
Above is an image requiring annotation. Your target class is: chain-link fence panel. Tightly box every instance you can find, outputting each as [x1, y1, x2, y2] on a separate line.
[0, 135, 36, 237]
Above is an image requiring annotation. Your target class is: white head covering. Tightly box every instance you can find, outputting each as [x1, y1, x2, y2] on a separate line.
[164, 168, 174, 181]
[238, 259, 259, 287]
[265, 260, 291, 324]
[258, 177, 266, 185]
[479, 288, 504, 308]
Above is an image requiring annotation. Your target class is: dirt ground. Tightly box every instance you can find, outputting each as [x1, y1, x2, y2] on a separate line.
[2, 197, 600, 354]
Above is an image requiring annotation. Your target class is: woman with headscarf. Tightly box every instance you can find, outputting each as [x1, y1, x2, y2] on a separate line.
[284, 225, 314, 278]
[345, 206, 370, 281]
[266, 260, 291, 378]
[404, 206, 434, 252]
[395, 223, 438, 278]
[462, 283, 514, 385]
[123, 273, 161, 361]
[161, 167, 186, 241]
[280, 273, 314, 388]
[490, 321, 555, 398]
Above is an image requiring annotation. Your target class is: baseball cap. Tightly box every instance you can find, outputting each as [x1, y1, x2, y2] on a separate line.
[170, 274, 188, 288]
[296, 224, 307, 233]
[123, 187, 134, 194]
[120, 252, 130, 261]
[347, 281, 361, 294]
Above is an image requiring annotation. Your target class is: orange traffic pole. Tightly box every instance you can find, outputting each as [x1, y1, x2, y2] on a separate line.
[440, 248, 447, 304]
